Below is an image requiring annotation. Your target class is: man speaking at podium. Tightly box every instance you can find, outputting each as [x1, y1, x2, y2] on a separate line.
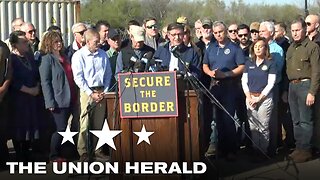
[72, 29, 112, 161]
[153, 23, 201, 76]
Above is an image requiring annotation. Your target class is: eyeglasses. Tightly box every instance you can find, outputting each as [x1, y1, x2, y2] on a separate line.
[228, 29, 237, 33]
[306, 22, 312, 26]
[76, 30, 86, 35]
[28, 29, 36, 34]
[250, 30, 259, 34]
[146, 24, 158, 29]
[238, 34, 248, 38]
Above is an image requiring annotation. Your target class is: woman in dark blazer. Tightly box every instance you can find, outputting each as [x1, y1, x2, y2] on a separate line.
[39, 31, 78, 162]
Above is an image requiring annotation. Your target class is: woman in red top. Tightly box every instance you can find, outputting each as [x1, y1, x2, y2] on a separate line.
[39, 31, 79, 162]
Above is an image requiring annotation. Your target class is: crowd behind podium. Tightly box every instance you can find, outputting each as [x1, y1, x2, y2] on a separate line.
[1, 14, 320, 168]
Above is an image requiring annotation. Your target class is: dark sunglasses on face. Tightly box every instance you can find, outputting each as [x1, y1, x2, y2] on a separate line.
[228, 30, 237, 33]
[28, 29, 36, 34]
[238, 34, 248, 38]
[306, 22, 312, 26]
[250, 30, 259, 33]
[146, 24, 158, 29]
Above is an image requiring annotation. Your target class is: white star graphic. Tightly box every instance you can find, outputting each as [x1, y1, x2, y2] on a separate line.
[90, 120, 122, 150]
[134, 125, 154, 145]
[58, 125, 78, 145]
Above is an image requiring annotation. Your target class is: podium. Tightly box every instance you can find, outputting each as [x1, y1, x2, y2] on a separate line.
[105, 90, 203, 173]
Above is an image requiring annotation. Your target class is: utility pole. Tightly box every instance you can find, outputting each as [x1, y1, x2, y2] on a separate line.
[305, 0, 309, 17]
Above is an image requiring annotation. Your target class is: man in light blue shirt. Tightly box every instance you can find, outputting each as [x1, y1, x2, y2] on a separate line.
[259, 21, 284, 155]
[259, 21, 284, 83]
[72, 29, 112, 161]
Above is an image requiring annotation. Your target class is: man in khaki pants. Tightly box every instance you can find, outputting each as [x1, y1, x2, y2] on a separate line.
[72, 29, 112, 161]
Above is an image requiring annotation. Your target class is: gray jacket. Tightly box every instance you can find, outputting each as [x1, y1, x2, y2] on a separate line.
[39, 53, 71, 109]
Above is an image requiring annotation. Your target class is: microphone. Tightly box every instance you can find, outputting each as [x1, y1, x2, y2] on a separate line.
[141, 52, 153, 72]
[170, 45, 179, 54]
[149, 59, 164, 72]
[127, 55, 139, 72]
[170, 45, 180, 58]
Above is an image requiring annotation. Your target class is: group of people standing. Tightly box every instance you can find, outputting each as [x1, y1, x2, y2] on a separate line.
[1, 13, 320, 169]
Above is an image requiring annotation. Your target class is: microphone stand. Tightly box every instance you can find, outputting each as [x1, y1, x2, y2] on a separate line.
[172, 51, 300, 180]
[81, 58, 138, 119]
[183, 64, 195, 180]
[173, 52, 203, 180]
[75, 70, 135, 177]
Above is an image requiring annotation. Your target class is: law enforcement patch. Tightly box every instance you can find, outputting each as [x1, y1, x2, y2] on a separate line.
[224, 48, 230, 55]
[249, 66, 255, 69]
[261, 65, 268, 71]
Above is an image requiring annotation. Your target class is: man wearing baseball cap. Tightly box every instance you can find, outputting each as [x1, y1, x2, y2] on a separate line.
[106, 28, 122, 89]
[115, 26, 154, 74]
[250, 22, 260, 42]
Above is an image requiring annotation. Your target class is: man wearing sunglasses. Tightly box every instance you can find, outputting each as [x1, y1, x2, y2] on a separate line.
[66, 22, 87, 62]
[305, 14, 320, 46]
[143, 17, 165, 50]
[20, 22, 39, 53]
[305, 14, 320, 155]
[235, 23, 252, 151]
[237, 24, 252, 58]
[227, 23, 239, 44]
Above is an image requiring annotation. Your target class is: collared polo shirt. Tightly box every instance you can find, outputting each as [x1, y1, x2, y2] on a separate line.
[245, 59, 276, 93]
[203, 40, 245, 73]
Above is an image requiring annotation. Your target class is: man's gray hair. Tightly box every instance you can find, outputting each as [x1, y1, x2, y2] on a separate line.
[260, 21, 275, 33]
[71, 22, 86, 33]
[11, 17, 24, 31]
[20, 22, 35, 32]
[213, 21, 227, 29]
